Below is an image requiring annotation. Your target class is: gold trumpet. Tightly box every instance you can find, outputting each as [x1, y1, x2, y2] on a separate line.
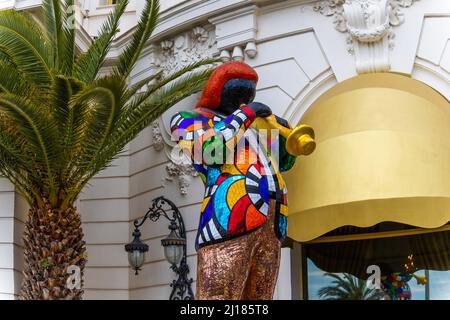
[252, 115, 316, 156]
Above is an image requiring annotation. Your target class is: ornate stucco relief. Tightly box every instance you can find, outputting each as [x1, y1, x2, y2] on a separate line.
[157, 25, 217, 75]
[151, 120, 164, 151]
[313, 0, 419, 73]
[150, 25, 217, 195]
[165, 161, 199, 196]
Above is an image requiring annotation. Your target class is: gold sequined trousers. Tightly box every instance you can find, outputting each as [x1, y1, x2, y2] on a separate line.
[196, 200, 281, 300]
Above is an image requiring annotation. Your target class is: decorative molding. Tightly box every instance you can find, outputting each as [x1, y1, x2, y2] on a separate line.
[150, 121, 198, 196]
[232, 46, 245, 61]
[152, 128, 199, 196]
[209, 6, 259, 62]
[244, 42, 258, 58]
[314, 0, 347, 32]
[151, 25, 217, 195]
[151, 120, 198, 196]
[313, 0, 419, 73]
[160, 39, 174, 52]
[151, 120, 165, 151]
[218, 42, 258, 62]
[220, 49, 232, 62]
[157, 25, 217, 75]
[165, 162, 199, 196]
[192, 26, 210, 43]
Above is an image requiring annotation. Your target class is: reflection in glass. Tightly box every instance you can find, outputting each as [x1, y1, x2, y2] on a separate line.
[304, 223, 450, 300]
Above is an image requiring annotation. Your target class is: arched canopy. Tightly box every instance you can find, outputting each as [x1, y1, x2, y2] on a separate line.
[286, 73, 450, 242]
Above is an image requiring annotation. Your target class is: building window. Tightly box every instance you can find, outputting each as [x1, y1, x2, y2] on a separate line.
[300, 222, 450, 300]
[99, 0, 117, 6]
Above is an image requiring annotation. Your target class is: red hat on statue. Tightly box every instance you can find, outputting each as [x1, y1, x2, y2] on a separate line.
[196, 61, 259, 110]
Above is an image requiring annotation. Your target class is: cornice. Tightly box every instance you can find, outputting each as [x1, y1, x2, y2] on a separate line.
[6, 0, 313, 61]
[110, 0, 295, 56]
[115, 0, 252, 45]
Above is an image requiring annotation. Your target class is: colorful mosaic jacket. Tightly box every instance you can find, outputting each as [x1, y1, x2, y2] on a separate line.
[381, 273, 413, 300]
[171, 105, 297, 250]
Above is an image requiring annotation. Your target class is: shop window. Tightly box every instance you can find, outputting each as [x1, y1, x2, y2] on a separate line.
[301, 222, 450, 300]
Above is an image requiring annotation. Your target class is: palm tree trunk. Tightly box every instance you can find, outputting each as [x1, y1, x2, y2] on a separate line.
[20, 202, 87, 300]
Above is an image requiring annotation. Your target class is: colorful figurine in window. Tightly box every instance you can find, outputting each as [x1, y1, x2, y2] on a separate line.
[380, 255, 427, 300]
[170, 61, 315, 299]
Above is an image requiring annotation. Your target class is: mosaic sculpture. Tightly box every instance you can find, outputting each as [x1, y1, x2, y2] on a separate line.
[171, 61, 315, 299]
[380, 255, 427, 300]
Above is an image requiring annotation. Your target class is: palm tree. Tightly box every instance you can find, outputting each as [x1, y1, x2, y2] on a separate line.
[0, 0, 214, 299]
[318, 273, 385, 300]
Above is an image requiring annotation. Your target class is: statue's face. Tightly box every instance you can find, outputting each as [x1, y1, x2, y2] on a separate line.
[218, 79, 256, 115]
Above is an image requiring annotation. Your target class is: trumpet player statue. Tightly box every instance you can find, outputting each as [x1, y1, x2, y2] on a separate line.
[170, 61, 315, 299]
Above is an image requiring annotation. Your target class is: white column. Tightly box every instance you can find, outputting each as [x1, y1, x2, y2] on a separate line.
[274, 247, 292, 300]
[0, 180, 26, 300]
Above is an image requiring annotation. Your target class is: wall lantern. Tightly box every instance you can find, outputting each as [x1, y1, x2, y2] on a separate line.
[125, 196, 194, 300]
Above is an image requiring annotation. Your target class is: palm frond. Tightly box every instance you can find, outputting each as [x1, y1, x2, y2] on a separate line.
[0, 124, 35, 174]
[74, 0, 128, 83]
[115, 0, 159, 78]
[51, 75, 84, 134]
[61, 0, 77, 75]
[64, 75, 126, 191]
[76, 75, 125, 156]
[116, 68, 212, 147]
[0, 10, 52, 86]
[0, 123, 44, 205]
[0, 94, 59, 204]
[0, 60, 34, 97]
[0, 0, 215, 210]
[125, 59, 218, 110]
[73, 68, 212, 196]
[50, 75, 86, 183]
[318, 273, 383, 300]
[124, 70, 163, 101]
[42, 0, 63, 68]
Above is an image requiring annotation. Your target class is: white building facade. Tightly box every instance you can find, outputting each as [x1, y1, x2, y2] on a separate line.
[0, 0, 449, 300]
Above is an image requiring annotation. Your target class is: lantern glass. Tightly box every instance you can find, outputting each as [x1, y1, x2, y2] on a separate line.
[128, 249, 145, 270]
[164, 243, 183, 266]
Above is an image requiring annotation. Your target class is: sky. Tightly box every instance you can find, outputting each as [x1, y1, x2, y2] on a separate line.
[307, 259, 450, 300]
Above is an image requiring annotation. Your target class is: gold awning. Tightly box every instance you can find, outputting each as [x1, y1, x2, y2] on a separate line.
[286, 73, 450, 242]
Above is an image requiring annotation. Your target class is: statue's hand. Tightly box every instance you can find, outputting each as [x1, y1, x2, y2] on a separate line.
[247, 102, 272, 118]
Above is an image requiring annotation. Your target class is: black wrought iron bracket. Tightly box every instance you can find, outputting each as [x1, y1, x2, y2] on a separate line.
[133, 196, 195, 300]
